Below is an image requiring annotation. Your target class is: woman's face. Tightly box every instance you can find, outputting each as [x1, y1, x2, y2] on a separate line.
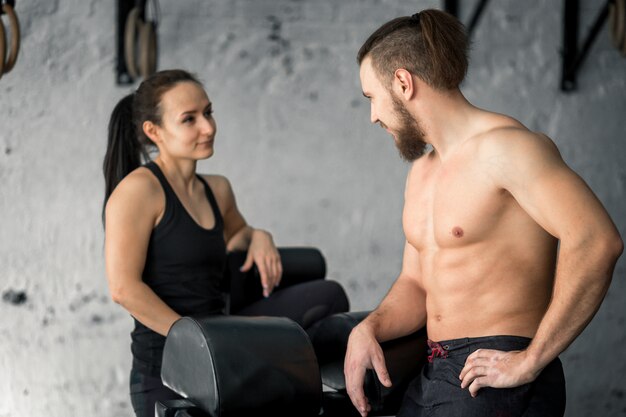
[148, 81, 217, 161]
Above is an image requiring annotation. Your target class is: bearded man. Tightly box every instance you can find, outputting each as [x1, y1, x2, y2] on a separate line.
[344, 9, 623, 417]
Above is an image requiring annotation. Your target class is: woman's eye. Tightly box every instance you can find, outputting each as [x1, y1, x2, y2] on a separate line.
[204, 109, 213, 118]
[183, 116, 194, 124]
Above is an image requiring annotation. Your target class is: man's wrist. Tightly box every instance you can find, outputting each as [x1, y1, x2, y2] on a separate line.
[358, 315, 381, 340]
[522, 346, 547, 379]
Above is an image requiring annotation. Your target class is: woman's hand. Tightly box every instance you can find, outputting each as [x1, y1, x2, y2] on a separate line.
[240, 229, 283, 297]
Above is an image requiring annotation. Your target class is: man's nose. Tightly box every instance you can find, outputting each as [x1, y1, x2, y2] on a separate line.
[370, 105, 379, 124]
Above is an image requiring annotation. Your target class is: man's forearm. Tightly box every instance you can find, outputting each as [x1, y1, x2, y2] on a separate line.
[526, 238, 622, 372]
[362, 276, 427, 343]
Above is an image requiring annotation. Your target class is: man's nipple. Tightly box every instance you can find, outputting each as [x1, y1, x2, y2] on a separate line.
[452, 226, 464, 238]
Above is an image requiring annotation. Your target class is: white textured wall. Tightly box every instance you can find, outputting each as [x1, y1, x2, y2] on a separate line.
[0, 0, 624, 416]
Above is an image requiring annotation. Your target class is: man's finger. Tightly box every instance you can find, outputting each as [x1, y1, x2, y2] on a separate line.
[345, 367, 369, 416]
[348, 385, 369, 417]
[372, 351, 392, 387]
[468, 376, 488, 397]
[460, 357, 490, 380]
[461, 349, 500, 380]
[460, 366, 487, 389]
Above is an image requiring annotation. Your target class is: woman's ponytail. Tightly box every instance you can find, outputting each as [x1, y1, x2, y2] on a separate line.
[102, 94, 149, 223]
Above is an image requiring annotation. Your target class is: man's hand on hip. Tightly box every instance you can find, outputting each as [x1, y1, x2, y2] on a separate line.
[459, 349, 541, 397]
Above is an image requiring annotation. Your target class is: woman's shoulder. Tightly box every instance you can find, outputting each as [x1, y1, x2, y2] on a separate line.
[199, 174, 232, 194]
[198, 174, 236, 211]
[106, 166, 164, 214]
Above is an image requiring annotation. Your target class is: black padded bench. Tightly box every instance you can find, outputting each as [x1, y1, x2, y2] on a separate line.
[156, 248, 427, 417]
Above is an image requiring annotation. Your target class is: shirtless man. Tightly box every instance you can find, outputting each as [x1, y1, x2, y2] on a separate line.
[344, 9, 623, 417]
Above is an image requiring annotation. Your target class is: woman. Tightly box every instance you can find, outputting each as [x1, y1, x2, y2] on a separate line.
[103, 69, 348, 417]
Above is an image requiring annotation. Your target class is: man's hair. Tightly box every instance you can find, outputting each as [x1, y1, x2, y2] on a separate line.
[357, 9, 469, 90]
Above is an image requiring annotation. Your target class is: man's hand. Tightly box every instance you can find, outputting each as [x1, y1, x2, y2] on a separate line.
[459, 349, 540, 397]
[344, 323, 392, 417]
[240, 230, 282, 297]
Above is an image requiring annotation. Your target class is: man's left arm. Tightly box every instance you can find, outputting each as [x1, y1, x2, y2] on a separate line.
[460, 130, 623, 396]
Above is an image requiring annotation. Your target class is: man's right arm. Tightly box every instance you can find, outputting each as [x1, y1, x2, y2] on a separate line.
[344, 242, 427, 417]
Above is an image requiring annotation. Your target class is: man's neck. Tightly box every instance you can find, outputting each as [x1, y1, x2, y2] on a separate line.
[414, 88, 479, 162]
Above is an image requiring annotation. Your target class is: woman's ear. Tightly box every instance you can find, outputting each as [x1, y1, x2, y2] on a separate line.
[393, 68, 414, 100]
[143, 120, 160, 144]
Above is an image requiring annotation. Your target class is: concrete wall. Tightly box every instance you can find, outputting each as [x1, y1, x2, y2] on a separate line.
[0, 0, 624, 415]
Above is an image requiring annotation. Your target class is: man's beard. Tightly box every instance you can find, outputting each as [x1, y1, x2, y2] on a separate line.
[389, 94, 427, 162]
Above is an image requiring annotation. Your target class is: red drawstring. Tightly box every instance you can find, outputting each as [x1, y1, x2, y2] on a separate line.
[427, 340, 449, 363]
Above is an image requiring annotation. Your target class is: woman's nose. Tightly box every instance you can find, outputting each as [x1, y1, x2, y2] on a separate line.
[201, 116, 216, 135]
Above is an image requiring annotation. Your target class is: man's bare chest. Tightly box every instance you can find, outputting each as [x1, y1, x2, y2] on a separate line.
[403, 162, 509, 250]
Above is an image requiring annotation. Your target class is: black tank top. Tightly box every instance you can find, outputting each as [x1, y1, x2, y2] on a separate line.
[131, 161, 227, 376]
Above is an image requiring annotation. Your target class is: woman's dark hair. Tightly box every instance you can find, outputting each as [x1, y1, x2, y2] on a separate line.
[357, 9, 469, 90]
[102, 69, 202, 223]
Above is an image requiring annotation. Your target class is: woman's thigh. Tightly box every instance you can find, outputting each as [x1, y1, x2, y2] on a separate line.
[236, 280, 349, 328]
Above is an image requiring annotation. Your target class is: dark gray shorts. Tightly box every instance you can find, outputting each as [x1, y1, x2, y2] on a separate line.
[397, 335, 566, 417]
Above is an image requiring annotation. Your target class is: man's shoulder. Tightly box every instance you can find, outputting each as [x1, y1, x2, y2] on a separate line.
[473, 112, 528, 145]
[470, 119, 564, 187]
[473, 118, 558, 161]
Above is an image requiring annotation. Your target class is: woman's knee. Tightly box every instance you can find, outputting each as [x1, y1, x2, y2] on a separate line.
[324, 280, 350, 313]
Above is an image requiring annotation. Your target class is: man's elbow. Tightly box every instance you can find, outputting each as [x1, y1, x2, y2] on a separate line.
[608, 232, 624, 262]
[604, 231, 624, 262]
[595, 230, 623, 270]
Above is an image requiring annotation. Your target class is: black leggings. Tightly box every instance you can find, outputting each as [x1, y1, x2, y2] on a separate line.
[130, 279, 349, 417]
[237, 279, 349, 339]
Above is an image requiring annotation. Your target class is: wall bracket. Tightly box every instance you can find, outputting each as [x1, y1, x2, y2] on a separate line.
[561, 0, 611, 92]
[444, 0, 491, 37]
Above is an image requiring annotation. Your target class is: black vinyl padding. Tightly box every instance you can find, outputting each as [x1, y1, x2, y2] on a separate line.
[161, 315, 322, 417]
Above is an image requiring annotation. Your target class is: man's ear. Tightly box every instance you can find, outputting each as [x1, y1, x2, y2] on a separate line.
[143, 120, 160, 144]
[393, 69, 414, 100]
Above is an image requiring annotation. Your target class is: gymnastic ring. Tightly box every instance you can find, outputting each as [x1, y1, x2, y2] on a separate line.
[138, 20, 157, 79]
[0, 16, 6, 79]
[1, 3, 20, 74]
[124, 6, 141, 79]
